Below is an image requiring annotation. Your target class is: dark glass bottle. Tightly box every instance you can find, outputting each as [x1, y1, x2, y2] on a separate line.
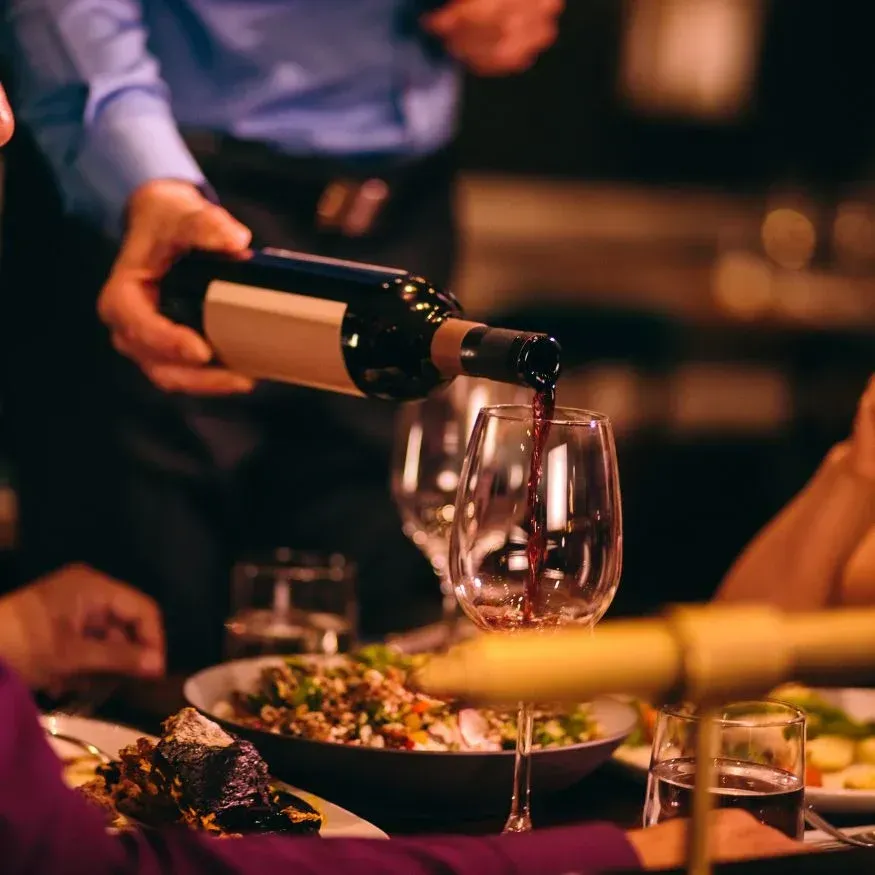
[161, 247, 561, 400]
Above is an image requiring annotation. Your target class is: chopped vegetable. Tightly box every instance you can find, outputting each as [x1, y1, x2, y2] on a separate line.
[807, 736, 855, 773]
[624, 701, 657, 748]
[805, 764, 823, 787]
[770, 685, 874, 739]
[856, 737, 875, 766]
[843, 764, 875, 790]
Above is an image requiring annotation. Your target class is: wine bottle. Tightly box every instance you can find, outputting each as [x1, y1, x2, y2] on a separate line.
[160, 247, 561, 400]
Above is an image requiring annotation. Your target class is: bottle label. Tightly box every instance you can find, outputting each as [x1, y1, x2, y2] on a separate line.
[203, 280, 364, 396]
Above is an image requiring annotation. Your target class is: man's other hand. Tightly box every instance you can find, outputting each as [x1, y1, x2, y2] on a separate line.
[422, 0, 563, 76]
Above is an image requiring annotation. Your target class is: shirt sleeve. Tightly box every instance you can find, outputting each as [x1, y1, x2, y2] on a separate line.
[5, 0, 206, 237]
[0, 657, 641, 875]
[149, 820, 643, 875]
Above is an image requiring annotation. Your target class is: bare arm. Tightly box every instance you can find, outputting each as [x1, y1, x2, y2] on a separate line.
[717, 378, 875, 610]
[715, 443, 875, 610]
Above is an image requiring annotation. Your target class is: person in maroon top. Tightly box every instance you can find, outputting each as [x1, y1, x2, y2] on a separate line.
[0, 82, 804, 874]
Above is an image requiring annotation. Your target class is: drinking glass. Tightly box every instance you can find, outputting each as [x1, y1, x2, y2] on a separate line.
[450, 405, 623, 833]
[391, 379, 529, 647]
[644, 701, 806, 840]
[225, 550, 357, 658]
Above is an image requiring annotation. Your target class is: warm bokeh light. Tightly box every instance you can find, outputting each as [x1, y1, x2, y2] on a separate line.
[833, 202, 875, 266]
[620, 0, 764, 121]
[712, 250, 774, 319]
[760, 208, 817, 270]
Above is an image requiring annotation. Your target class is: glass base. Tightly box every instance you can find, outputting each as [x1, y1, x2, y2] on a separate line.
[502, 813, 533, 834]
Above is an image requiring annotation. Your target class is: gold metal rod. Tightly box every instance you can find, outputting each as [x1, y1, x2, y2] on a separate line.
[688, 710, 718, 875]
[417, 604, 875, 705]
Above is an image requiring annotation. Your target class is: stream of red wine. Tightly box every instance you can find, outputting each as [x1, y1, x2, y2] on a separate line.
[522, 386, 556, 623]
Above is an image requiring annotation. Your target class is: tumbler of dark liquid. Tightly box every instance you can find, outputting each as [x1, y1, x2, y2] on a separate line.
[225, 549, 357, 659]
[643, 700, 806, 840]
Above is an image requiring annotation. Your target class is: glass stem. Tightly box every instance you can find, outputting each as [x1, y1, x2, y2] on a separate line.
[504, 701, 534, 833]
[434, 561, 458, 650]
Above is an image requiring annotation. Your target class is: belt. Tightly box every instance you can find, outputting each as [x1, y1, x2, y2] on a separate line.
[183, 130, 456, 239]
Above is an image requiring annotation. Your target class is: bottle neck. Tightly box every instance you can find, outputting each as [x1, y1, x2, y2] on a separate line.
[431, 318, 483, 378]
[431, 318, 561, 390]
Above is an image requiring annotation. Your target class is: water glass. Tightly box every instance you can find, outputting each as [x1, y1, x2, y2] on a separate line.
[225, 549, 357, 658]
[644, 700, 806, 840]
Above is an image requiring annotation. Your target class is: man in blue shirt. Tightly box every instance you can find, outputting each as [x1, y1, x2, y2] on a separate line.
[1, 0, 563, 669]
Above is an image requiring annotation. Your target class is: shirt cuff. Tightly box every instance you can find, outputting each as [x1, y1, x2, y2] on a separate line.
[505, 823, 643, 874]
[75, 90, 206, 237]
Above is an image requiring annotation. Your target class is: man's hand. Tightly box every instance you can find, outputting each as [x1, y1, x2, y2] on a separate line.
[98, 179, 256, 395]
[422, 0, 563, 76]
[626, 810, 806, 870]
[0, 564, 166, 690]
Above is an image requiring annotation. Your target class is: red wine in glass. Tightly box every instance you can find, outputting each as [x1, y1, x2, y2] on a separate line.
[648, 757, 804, 840]
[523, 385, 556, 623]
[506, 381, 557, 833]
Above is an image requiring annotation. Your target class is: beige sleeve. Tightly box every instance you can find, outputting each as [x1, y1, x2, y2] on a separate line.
[714, 443, 875, 611]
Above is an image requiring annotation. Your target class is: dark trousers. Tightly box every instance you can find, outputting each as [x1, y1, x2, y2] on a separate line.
[0, 131, 455, 670]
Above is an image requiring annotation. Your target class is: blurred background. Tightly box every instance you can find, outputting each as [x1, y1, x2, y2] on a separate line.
[2, 0, 875, 618]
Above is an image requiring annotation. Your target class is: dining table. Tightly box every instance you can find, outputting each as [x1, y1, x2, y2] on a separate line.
[86, 674, 875, 840]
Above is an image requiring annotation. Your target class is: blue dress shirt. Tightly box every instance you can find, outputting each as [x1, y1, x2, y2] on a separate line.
[5, 0, 460, 236]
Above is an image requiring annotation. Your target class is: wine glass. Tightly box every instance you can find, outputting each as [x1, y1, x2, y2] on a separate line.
[391, 379, 529, 648]
[450, 404, 622, 833]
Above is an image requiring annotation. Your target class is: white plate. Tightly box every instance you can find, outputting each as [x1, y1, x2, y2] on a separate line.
[610, 689, 875, 814]
[41, 713, 387, 838]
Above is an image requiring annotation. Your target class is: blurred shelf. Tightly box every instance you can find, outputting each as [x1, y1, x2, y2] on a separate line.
[459, 175, 757, 248]
[556, 361, 793, 440]
[455, 175, 875, 333]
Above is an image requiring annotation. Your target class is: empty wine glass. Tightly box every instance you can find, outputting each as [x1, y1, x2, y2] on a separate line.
[391, 379, 529, 647]
[450, 405, 623, 833]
